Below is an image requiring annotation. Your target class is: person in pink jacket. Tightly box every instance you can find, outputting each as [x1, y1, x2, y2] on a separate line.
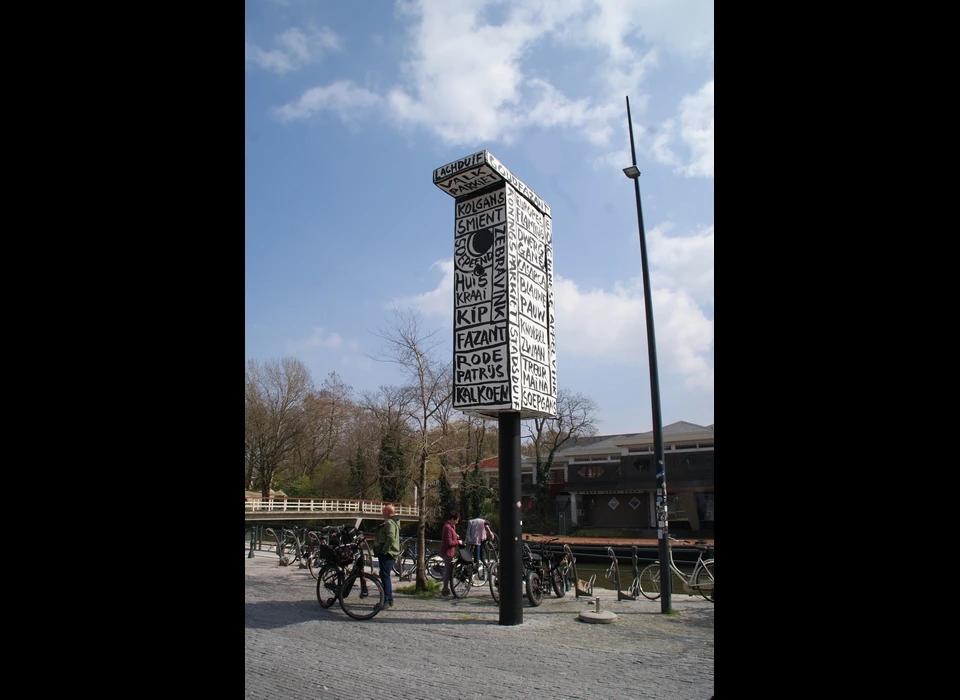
[440, 509, 463, 597]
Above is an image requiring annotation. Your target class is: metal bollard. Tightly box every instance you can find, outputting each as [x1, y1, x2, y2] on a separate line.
[248, 527, 256, 558]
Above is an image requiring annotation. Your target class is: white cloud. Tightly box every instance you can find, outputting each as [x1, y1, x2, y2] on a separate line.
[648, 119, 682, 169]
[383, 0, 711, 147]
[288, 327, 344, 353]
[394, 218, 713, 385]
[386, 2, 546, 144]
[289, 327, 372, 378]
[553, 275, 712, 377]
[245, 25, 342, 75]
[274, 81, 382, 122]
[678, 80, 714, 177]
[262, 1, 713, 163]
[392, 259, 454, 317]
[639, 79, 713, 178]
[648, 223, 714, 309]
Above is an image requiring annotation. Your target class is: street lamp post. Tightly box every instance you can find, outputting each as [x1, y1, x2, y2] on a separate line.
[623, 95, 671, 614]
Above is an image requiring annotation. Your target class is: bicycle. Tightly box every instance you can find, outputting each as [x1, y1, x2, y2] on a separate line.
[472, 532, 499, 584]
[487, 542, 544, 607]
[396, 537, 444, 582]
[529, 537, 568, 599]
[303, 526, 352, 580]
[314, 519, 387, 620]
[280, 526, 332, 579]
[637, 537, 714, 603]
[450, 545, 482, 598]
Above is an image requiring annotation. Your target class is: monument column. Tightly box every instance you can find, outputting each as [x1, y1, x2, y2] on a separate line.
[433, 151, 557, 625]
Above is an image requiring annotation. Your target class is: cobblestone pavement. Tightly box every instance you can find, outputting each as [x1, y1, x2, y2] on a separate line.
[245, 553, 714, 699]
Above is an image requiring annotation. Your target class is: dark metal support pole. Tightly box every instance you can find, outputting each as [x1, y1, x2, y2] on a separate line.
[248, 526, 256, 558]
[498, 411, 523, 625]
[625, 95, 671, 613]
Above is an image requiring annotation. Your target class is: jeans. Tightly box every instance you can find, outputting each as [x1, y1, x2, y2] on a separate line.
[441, 553, 454, 592]
[379, 556, 395, 603]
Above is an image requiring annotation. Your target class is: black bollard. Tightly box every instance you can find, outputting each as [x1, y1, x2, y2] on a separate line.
[248, 526, 256, 558]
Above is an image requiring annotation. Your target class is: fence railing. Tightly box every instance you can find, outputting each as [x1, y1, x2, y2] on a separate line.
[244, 497, 418, 517]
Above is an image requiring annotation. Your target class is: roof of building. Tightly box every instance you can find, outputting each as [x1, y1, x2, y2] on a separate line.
[457, 420, 713, 469]
[555, 421, 713, 457]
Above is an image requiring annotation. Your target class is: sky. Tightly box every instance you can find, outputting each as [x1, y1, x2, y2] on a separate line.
[245, 0, 714, 437]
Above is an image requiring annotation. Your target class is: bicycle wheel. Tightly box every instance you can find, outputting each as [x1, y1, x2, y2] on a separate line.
[480, 541, 498, 569]
[550, 567, 566, 598]
[489, 561, 500, 603]
[525, 570, 543, 607]
[694, 560, 714, 602]
[278, 534, 297, 566]
[339, 571, 385, 620]
[638, 563, 662, 600]
[451, 562, 472, 598]
[427, 555, 445, 581]
[473, 560, 488, 584]
[305, 549, 324, 580]
[316, 564, 343, 608]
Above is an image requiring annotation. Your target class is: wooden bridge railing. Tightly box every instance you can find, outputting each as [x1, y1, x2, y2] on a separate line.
[244, 497, 419, 520]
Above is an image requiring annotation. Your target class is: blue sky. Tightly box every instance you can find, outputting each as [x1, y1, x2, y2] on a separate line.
[245, 0, 714, 436]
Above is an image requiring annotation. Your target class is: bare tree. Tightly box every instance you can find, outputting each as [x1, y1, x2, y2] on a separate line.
[244, 358, 314, 497]
[371, 308, 453, 592]
[339, 404, 381, 499]
[360, 384, 417, 500]
[524, 389, 599, 519]
[292, 372, 355, 486]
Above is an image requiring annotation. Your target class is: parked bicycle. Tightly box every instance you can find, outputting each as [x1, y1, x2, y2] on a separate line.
[449, 545, 482, 598]
[530, 537, 568, 599]
[637, 537, 714, 602]
[488, 542, 545, 607]
[396, 537, 444, 582]
[314, 519, 387, 620]
[517, 538, 568, 606]
[280, 526, 334, 579]
[473, 531, 498, 584]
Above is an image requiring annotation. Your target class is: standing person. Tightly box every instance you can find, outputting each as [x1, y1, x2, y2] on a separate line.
[373, 503, 401, 608]
[440, 509, 463, 598]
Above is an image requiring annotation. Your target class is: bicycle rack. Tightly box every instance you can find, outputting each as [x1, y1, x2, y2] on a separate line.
[605, 547, 635, 601]
[264, 527, 290, 566]
[566, 544, 595, 599]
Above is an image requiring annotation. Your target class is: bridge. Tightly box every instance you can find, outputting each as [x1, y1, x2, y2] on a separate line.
[244, 497, 419, 524]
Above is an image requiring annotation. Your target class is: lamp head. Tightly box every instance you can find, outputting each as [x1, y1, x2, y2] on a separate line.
[622, 165, 641, 179]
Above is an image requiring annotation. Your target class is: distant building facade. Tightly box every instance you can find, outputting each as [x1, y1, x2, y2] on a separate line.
[457, 421, 714, 533]
[557, 421, 714, 532]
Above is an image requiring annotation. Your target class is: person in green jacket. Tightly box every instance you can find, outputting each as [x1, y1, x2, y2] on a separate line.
[373, 503, 402, 608]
